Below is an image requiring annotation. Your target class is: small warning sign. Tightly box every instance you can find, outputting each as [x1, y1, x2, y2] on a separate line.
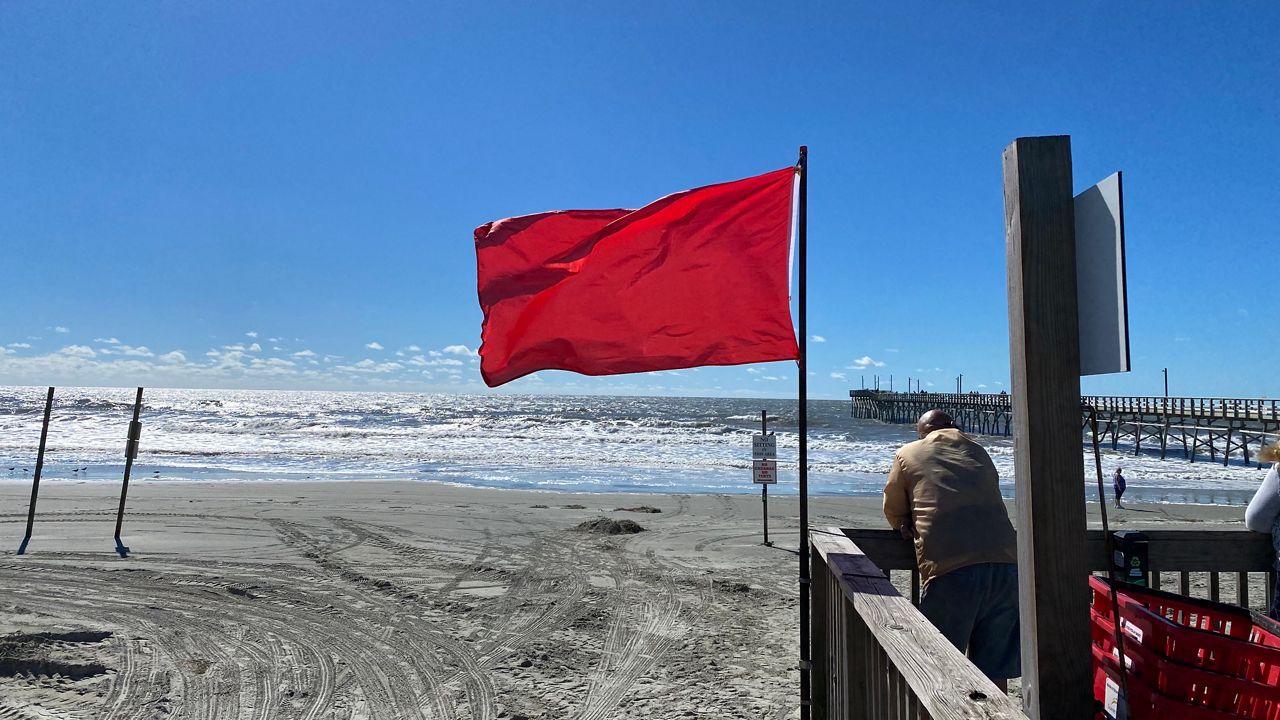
[752, 460, 778, 484]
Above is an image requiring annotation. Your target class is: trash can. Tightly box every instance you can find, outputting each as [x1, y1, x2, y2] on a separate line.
[1111, 530, 1149, 587]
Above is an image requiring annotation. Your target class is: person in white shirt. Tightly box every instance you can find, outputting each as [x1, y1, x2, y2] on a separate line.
[1245, 440, 1280, 620]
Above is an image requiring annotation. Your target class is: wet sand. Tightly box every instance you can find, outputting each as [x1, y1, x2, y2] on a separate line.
[0, 481, 1256, 719]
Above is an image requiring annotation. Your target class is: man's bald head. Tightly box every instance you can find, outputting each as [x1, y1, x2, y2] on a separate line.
[916, 410, 956, 439]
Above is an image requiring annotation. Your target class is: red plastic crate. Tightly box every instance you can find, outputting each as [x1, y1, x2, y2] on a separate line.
[1090, 576, 1280, 684]
[1090, 576, 1280, 720]
[1093, 646, 1242, 720]
[1093, 612, 1280, 718]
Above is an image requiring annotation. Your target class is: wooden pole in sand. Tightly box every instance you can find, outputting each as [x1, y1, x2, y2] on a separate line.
[16, 387, 55, 555]
[113, 387, 144, 558]
[796, 145, 811, 719]
[761, 410, 771, 546]
[1003, 135, 1091, 719]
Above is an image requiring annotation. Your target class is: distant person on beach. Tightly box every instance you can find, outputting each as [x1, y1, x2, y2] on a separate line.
[883, 409, 1020, 690]
[1245, 440, 1280, 620]
[1112, 468, 1126, 509]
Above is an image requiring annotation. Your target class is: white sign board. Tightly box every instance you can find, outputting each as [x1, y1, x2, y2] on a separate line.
[752, 434, 776, 459]
[752, 460, 778, 484]
[1074, 171, 1131, 376]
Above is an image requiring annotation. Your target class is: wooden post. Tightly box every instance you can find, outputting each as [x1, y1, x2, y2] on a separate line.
[16, 387, 55, 555]
[114, 387, 144, 558]
[760, 410, 771, 546]
[1003, 135, 1092, 719]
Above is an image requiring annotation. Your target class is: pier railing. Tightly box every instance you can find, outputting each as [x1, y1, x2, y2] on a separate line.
[809, 527, 1275, 719]
[851, 391, 1280, 421]
[850, 391, 1280, 465]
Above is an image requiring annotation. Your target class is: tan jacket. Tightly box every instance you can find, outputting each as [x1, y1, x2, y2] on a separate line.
[883, 428, 1017, 587]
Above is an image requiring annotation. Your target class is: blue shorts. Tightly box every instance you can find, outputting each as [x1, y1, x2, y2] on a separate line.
[919, 562, 1021, 680]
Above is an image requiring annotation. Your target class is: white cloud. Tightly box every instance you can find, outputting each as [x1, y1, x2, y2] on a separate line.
[812, 335, 826, 343]
[407, 344, 421, 352]
[746, 368, 761, 374]
[428, 350, 442, 357]
[365, 341, 384, 350]
[246, 331, 259, 338]
[0, 334, 499, 391]
[6, 343, 31, 349]
[885, 348, 900, 353]
[848, 355, 886, 369]
[830, 372, 847, 380]
[443, 344, 475, 356]
[211, 350, 246, 369]
[54, 326, 69, 334]
[338, 359, 403, 374]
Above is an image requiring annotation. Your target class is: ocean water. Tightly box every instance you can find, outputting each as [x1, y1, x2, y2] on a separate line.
[0, 386, 1266, 505]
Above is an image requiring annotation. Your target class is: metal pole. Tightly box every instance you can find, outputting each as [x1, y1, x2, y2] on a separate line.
[797, 145, 811, 719]
[113, 387, 144, 558]
[17, 387, 55, 555]
[761, 410, 770, 546]
[1163, 368, 1169, 398]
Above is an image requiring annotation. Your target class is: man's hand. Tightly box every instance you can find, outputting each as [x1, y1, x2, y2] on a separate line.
[897, 523, 917, 541]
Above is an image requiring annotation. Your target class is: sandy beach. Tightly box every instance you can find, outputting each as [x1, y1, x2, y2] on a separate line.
[0, 480, 1258, 719]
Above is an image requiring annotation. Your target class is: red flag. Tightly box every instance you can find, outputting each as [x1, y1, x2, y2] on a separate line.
[474, 167, 798, 387]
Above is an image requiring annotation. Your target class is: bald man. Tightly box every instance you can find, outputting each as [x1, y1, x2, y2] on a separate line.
[883, 409, 1020, 689]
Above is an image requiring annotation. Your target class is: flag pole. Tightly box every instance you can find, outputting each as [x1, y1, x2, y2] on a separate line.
[797, 145, 811, 718]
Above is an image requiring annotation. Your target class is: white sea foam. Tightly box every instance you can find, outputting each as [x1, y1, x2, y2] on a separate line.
[0, 386, 1268, 505]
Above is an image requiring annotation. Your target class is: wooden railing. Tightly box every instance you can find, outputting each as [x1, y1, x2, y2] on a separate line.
[810, 527, 1029, 719]
[810, 527, 1277, 719]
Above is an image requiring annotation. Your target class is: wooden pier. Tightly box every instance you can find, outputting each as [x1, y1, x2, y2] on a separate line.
[850, 390, 1280, 467]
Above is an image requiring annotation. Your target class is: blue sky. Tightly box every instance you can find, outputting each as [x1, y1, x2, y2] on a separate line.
[1, 3, 1276, 399]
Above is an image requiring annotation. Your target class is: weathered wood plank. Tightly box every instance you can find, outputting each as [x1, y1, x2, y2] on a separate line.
[1004, 134, 1091, 720]
[843, 528, 1274, 573]
[811, 554, 830, 718]
[813, 527, 1027, 719]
